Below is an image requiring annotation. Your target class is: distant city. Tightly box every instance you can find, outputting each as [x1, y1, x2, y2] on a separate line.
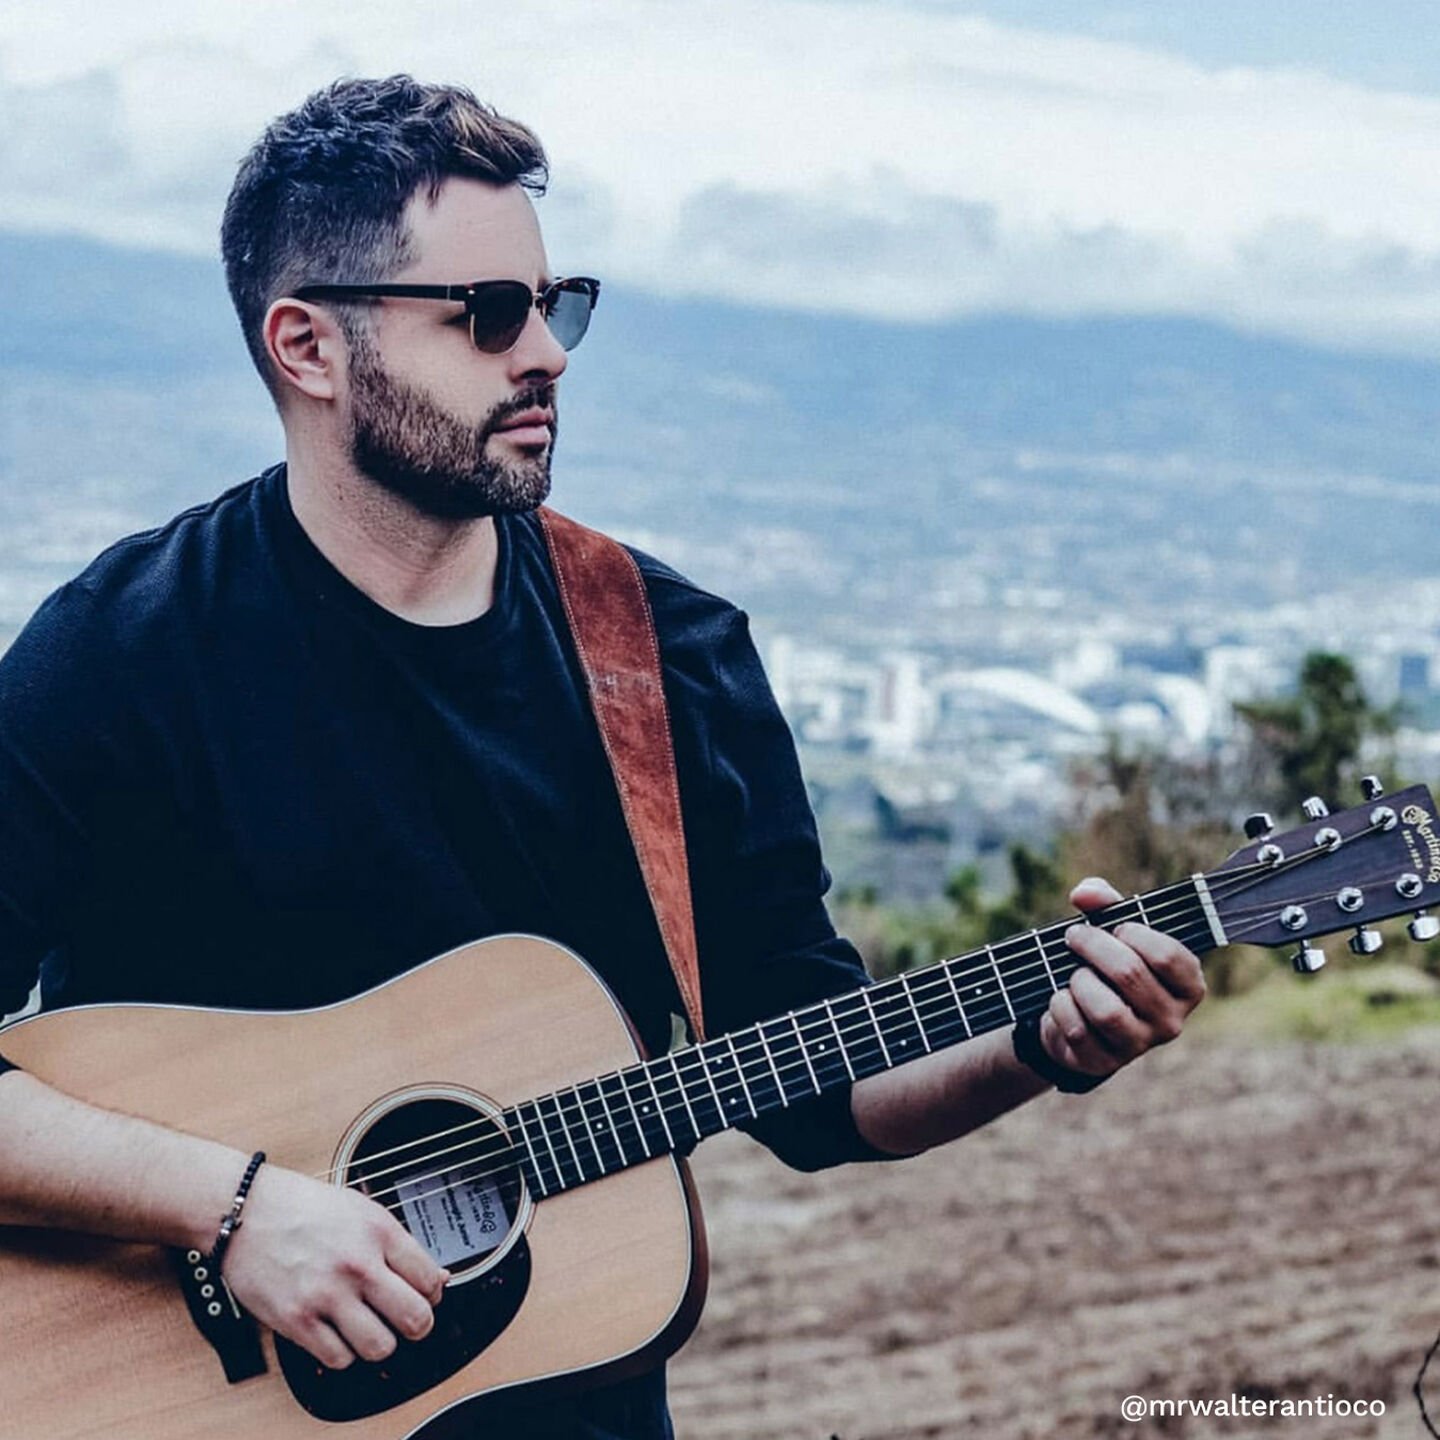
[4, 231, 1438, 902]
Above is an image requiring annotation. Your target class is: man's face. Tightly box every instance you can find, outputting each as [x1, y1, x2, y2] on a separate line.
[344, 179, 569, 519]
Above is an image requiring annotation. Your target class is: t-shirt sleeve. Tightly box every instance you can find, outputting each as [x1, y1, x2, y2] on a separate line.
[0, 582, 138, 1042]
[669, 599, 900, 1172]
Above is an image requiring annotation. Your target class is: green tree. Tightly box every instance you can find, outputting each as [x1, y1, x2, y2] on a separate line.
[1234, 652, 1395, 811]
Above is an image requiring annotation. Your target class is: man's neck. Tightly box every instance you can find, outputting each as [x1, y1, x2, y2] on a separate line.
[285, 452, 501, 627]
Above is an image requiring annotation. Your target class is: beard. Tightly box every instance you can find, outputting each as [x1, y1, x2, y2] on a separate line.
[346, 335, 556, 520]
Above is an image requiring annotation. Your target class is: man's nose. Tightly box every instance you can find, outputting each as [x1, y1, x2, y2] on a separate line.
[508, 305, 568, 383]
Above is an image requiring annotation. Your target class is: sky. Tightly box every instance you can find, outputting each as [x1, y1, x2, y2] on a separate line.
[2, 1, 1438, 355]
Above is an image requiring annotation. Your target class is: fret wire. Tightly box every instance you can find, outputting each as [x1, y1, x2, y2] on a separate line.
[820, 998, 856, 1079]
[869, 980, 927, 1061]
[1031, 927, 1059, 994]
[675, 1048, 723, 1134]
[592, 1077, 624, 1165]
[789, 1012, 822, 1093]
[637, 1063, 677, 1150]
[1133, 894, 1150, 924]
[543, 1092, 587, 1186]
[979, 944, 1014, 1022]
[857, 989, 893, 1066]
[699, 1038, 745, 1120]
[528, 1098, 566, 1190]
[603, 1072, 650, 1163]
[693, 1044, 728, 1118]
[692, 1041, 731, 1120]
[724, 1034, 759, 1118]
[755, 1020, 791, 1107]
[613, 1071, 653, 1159]
[508, 1105, 550, 1198]
[558, 1088, 596, 1183]
[666, 1052, 702, 1138]
[797, 1010, 849, 1086]
[897, 973, 933, 1053]
[939, 959, 973, 1037]
[571, 1084, 606, 1175]
[579, 1081, 623, 1172]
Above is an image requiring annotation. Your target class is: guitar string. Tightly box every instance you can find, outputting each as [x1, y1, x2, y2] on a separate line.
[344, 898, 1334, 1205]
[359, 901, 1296, 1217]
[359, 890, 1371, 1218]
[333, 889, 1208, 1193]
[324, 863, 1272, 1186]
[353, 888, 1343, 1212]
[315, 875, 1203, 1192]
[336, 832, 1392, 1199]
[337, 843, 1380, 1199]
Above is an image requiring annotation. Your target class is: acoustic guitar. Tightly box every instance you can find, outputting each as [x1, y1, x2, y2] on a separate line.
[3, 783, 1438, 1439]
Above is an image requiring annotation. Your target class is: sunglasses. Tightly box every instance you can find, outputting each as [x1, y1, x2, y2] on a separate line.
[292, 276, 601, 355]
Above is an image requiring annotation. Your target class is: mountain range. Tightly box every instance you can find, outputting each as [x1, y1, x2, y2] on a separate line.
[2, 230, 1436, 646]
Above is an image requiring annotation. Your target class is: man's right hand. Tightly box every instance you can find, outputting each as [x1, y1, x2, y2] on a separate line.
[0, 1072, 448, 1371]
[222, 1165, 450, 1369]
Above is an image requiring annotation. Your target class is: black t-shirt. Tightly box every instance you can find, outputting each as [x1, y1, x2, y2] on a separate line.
[0, 464, 884, 1435]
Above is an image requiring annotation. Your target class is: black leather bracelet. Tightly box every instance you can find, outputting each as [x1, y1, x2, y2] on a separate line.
[209, 1150, 266, 1275]
[1011, 1013, 1111, 1094]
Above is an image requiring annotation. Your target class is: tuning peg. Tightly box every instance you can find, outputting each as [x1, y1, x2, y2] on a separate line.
[1301, 796, 1330, 820]
[1361, 775, 1385, 801]
[1291, 944, 1326, 974]
[1243, 812, 1275, 840]
[1409, 912, 1440, 943]
[1348, 927, 1383, 956]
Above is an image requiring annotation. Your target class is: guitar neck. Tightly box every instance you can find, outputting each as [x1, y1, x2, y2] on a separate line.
[504, 875, 1224, 1198]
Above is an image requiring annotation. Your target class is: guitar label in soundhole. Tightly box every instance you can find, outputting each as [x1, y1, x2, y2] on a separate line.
[279, 1087, 534, 1421]
[343, 1088, 529, 1281]
[397, 1168, 512, 1268]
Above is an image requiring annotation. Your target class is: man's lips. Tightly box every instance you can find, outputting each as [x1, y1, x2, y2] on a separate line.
[493, 407, 554, 442]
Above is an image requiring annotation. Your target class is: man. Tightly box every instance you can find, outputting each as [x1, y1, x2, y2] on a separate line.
[0, 77, 1204, 1436]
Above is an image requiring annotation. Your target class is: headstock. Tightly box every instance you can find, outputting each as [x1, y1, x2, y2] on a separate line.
[1206, 778, 1440, 972]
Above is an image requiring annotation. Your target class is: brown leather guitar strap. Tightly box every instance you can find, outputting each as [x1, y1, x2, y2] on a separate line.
[537, 507, 706, 1041]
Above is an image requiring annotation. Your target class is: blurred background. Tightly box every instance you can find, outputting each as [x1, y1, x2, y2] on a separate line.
[2, 3, 1438, 1434]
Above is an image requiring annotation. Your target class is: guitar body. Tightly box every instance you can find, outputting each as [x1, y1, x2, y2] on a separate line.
[0, 935, 707, 1440]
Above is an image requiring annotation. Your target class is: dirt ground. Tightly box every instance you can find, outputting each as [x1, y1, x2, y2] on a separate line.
[668, 1030, 1440, 1440]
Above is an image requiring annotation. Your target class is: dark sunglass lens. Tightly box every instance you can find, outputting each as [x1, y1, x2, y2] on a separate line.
[546, 285, 594, 351]
[467, 282, 532, 354]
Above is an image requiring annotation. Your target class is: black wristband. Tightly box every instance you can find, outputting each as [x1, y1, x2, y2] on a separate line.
[209, 1150, 266, 1276]
[1012, 1013, 1111, 1094]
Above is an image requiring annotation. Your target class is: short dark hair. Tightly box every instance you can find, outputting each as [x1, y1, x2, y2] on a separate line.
[221, 75, 548, 394]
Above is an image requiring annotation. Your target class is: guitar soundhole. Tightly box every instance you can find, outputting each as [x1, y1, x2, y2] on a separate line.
[344, 1093, 528, 1279]
[275, 1088, 533, 1421]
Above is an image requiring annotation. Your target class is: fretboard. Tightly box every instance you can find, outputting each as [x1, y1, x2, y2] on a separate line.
[504, 877, 1222, 1198]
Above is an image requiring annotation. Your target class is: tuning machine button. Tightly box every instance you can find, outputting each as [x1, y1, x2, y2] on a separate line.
[1348, 927, 1383, 956]
[1361, 775, 1385, 801]
[1280, 904, 1308, 932]
[1291, 945, 1326, 974]
[1409, 912, 1440, 943]
[1244, 812, 1275, 840]
[1301, 796, 1331, 820]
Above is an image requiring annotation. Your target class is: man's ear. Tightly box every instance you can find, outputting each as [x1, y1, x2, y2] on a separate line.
[263, 298, 346, 402]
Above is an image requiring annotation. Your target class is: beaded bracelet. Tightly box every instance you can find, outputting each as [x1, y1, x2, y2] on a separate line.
[1011, 1013, 1111, 1094]
[209, 1150, 266, 1275]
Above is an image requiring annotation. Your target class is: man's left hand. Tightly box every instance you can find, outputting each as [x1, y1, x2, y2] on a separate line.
[1039, 876, 1206, 1080]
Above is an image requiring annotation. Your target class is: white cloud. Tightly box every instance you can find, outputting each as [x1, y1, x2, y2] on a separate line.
[2, 0, 1439, 353]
